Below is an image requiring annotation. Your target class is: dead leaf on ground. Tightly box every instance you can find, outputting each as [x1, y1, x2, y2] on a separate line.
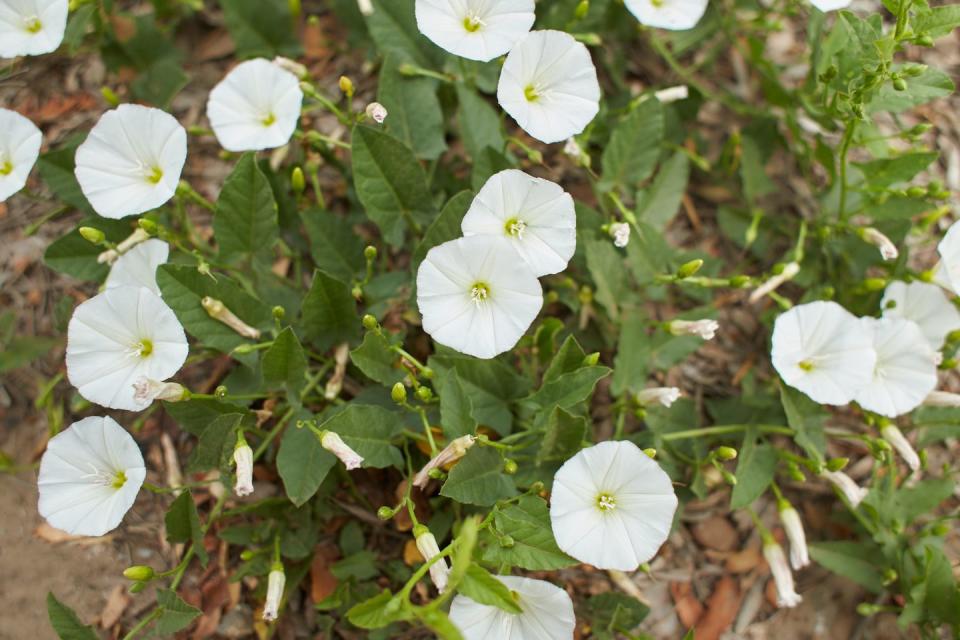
[310, 543, 340, 603]
[99, 584, 130, 629]
[693, 576, 742, 640]
[669, 581, 704, 629]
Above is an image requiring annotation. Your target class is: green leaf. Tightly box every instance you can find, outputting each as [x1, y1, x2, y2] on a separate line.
[46, 593, 98, 640]
[214, 153, 279, 263]
[37, 139, 94, 213]
[636, 151, 690, 231]
[482, 496, 576, 570]
[893, 477, 955, 523]
[366, 0, 441, 68]
[585, 237, 629, 320]
[471, 146, 514, 191]
[262, 327, 307, 397]
[350, 331, 404, 387]
[537, 407, 587, 465]
[165, 490, 209, 566]
[351, 124, 435, 246]
[63, 4, 96, 52]
[922, 547, 960, 625]
[378, 56, 446, 160]
[456, 83, 504, 160]
[869, 66, 954, 113]
[601, 98, 664, 191]
[808, 541, 884, 593]
[440, 446, 516, 506]
[525, 366, 611, 412]
[458, 565, 522, 614]
[319, 404, 404, 468]
[44, 218, 133, 281]
[437, 369, 477, 439]
[0, 336, 60, 373]
[347, 590, 409, 629]
[131, 57, 189, 108]
[543, 335, 588, 383]
[157, 264, 272, 354]
[300, 209, 365, 284]
[914, 5, 960, 37]
[301, 270, 360, 352]
[164, 399, 241, 436]
[780, 385, 826, 462]
[415, 607, 465, 640]
[855, 151, 938, 188]
[155, 589, 202, 635]
[729, 438, 777, 509]
[739, 134, 775, 205]
[412, 190, 473, 271]
[220, 0, 302, 58]
[187, 413, 243, 475]
[277, 421, 337, 506]
[586, 592, 650, 639]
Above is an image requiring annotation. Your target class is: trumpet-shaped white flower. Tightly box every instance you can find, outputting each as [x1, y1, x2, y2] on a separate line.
[0, 0, 68, 57]
[66, 286, 189, 411]
[882, 280, 960, 351]
[938, 220, 960, 295]
[320, 431, 364, 470]
[415, 0, 535, 62]
[624, 0, 708, 31]
[550, 440, 678, 571]
[778, 502, 810, 570]
[132, 377, 186, 406]
[233, 435, 254, 497]
[854, 317, 938, 418]
[414, 526, 450, 593]
[449, 575, 576, 640]
[105, 238, 169, 296]
[763, 542, 802, 608]
[668, 319, 719, 340]
[37, 416, 146, 536]
[207, 58, 303, 152]
[881, 424, 921, 472]
[771, 301, 876, 406]
[414, 435, 476, 488]
[0, 108, 42, 202]
[809, 0, 851, 12]
[461, 170, 576, 277]
[417, 236, 543, 360]
[497, 30, 601, 144]
[820, 469, 867, 507]
[75, 105, 187, 219]
[262, 564, 285, 621]
[636, 387, 681, 408]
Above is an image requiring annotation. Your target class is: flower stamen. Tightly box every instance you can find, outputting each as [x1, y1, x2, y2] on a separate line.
[261, 112, 277, 127]
[0, 159, 12, 176]
[798, 360, 814, 372]
[463, 13, 484, 32]
[524, 84, 540, 102]
[470, 282, 490, 306]
[596, 493, 617, 512]
[23, 16, 42, 33]
[145, 166, 164, 184]
[136, 339, 153, 358]
[505, 217, 527, 239]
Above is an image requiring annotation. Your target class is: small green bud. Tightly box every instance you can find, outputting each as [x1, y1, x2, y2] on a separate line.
[288, 0, 301, 19]
[377, 506, 395, 520]
[528, 149, 543, 164]
[351, 285, 363, 300]
[826, 457, 849, 472]
[857, 603, 881, 617]
[931, 522, 950, 537]
[903, 65, 926, 78]
[422, 367, 435, 379]
[240, 550, 256, 561]
[787, 462, 806, 482]
[882, 568, 898, 585]
[499, 535, 515, 548]
[427, 467, 446, 480]
[863, 278, 887, 292]
[123, 565, 155, 581]
[291, 167, 305, 194]
[545, 291, 559, 304]
[642, 448, 657, 459]
[530, 481, 544, 493]
[79, 226, 106, 245]
[906, 186, 927, 198]
[415, 386, 433, 402]
[721, 470, 737, 486]
[232, 344, 257, 355]
[364, 245, 378, 261]
[677, 259, 704, 279]
[362, 314, 379, 330]
[391, 382, 407, 404]
[503, 459, 518, 475]
[215, 385, 228, 399]
[583, 352, 600, 366]
[714, 446, 738, 461]
[916, 34, 934, 47]
[574, 0, 589, 19]
[101, 86, 120, 107]
[729, 275, 751, 288]
[892, 77, 908, 92]
[272, 306, 286, 320]
[129, 581, 147, 594]
[137, 218, 158, 235]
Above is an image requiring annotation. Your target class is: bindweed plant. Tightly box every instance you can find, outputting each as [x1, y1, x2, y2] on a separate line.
[2, 0, 960, 637]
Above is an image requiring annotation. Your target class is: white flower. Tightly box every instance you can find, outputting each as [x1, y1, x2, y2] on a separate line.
[449, 575, 576, 640]
[207, 58, 303, 152]
[881, 424, 920, 472]
[654, 85, 690, 103]
[272, 56, 307, 79]
[413, 435, 476, 488]
[860, 227, 898, 261]
[357, 0, 373, 15]
[262, 564, 285, 621]
[854, 317, 938, 418]
[414, 526, 450, 593]
[550, 440, 678, 571]
[105, 238, 169, 296]
[749, 262, 800, 303]
[924, 390, 960, 407]
[938, 220, 960, 295]
[882, 280, 960, 350]
[763, 542, 802, 608]
[132, 377, 186, 406]
[771, 301, 876, 406]
[810, 0, 852, 12]
[0, 108, 42, 202]
[497, 30, 601, 144]
[66, 286, 189, 411]
[320, 431, 364, 470]
[417, 236, 543, 360]
[202, 296, 262, 340]
[820, 469, 867, 507]
[563, 137, 583, 160]
[74, 105, 186, 219]
[778, 504, 810, 570]
[0, 0, 68, 57]
[233, 440, 254, 497]
[415, 0, 535, 62]
[637, 387, 681, 408]
[37, 416, 146, 537]
[611, 222, 630, 249]
[668, 319, 719, 340]
[365, 101, 388, 124]
[461, 170, 576, 277]
[624, 0, 708, 31]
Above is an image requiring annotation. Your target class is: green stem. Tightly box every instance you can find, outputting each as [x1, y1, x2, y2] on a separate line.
[661, 424, 793, 441]
[837, 119, 858, 222]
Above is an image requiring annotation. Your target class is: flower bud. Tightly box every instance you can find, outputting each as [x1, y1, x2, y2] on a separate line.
[881, 424, 920, 472]
[499, 534, 515, 548]
[893, 77, 907, 91]
[272, 306, 286, 320]
[202, 297, 262, 339]
[643, 448, 657, 459]
[100, 86, 120, 107]
[714, 446, 738, 461]
[365, 102, 388, 124]
[233, 436, 254, 497]
[377, 506, 395, 520]
[391, 382, 407, 404]
[826, 457, 849, 472]
[636, 387, 681, 408]
[413, 435, 476, 488]
[667, 319, 719, 340]
[357, 0, 373, 16]
[414, 527, 450, 592]
[677, 259, 704, 279]
[364, 245, 378, 261]
[263, 564, 285, 621]
[778, 501, 810, 570]
[764, 542, 802, 608]
[574, 0, 589, 18]
[339, 75, 355, 98]
[291, 167, 305, 194]
[415, 386, 433, 402]
[132, 377, 188, 408]
[610, 222, 630, 248]
[820, 469, 867, 507]
[79, 226, 105, 245]
[583, 352, 600, 366]
[273, 56, 308, 79]
[320, 431, 364, 470]
[503, 459, 518, 475]
[123, 565, 155, 581]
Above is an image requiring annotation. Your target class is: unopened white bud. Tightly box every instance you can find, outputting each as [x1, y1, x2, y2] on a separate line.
[202, 297, 261, 340]
[881, 424, 920, 472]
[860, 227, 899, 261]
[654, 85, 689, 103]
[414, 526, 450, 592]
[233, 442, 254, 497]
[610, 222, 630, 248]
[273, 56, 308, 79]
[365, 102, 388, 124]
[132, 377, 187, 407]
[357, 0, 374, 15]
[749, 262, 800, 303]
[320, 431, 364, 470]
[820, 469, 868, 507]
[668, 319, 719, 340]
[778, 503, 810, 570]
[636, 387, 681, 408]
[262, 565, 285, 621]
[923, 390, 960, 407]
[413, 435, 476, 488]
[763, 542, 802, 608]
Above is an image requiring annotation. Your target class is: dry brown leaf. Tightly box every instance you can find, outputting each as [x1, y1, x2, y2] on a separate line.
[34, 522, 112, 545]
[99, 584, 130, 629]
[404, 539, 424, 566]
[310, 544, 340, 603]
[690, 516, 739, 552]
[670, 581, 704, 629]
[693, 576, 742, 640]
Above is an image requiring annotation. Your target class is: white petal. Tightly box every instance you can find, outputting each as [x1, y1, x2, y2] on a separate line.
[624, 0, 708, 30]
[415, 0, 535, 62]
[881, 280, 960, 350]
[497, 30, 601, 144]
[105, 239, 170, 296]
[66, 286, 188, 411]
[854, 317, 939, 418]
[75, 104, 187, 219]
[550, 441, 678, 571]
[771, 300, 877, 406]
[938, 221, 960, 296]
[0, 108, 42, 201]
[0, 0, 68, 57]
[207, 58, 304, 152]
[417, 236, 543, 359]
[449, 576, 575, 640]
[37, 415, 146, 536]
[809, 0, 852, 11]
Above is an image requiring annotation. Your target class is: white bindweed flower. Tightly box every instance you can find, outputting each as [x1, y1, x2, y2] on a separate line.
[37, 416, 145, 536]
[320, 431, 364, 470]
[771, 301, 876, 406]
[207, 58, 303, 152]
[417, 236, 543, 359]
[262, 564, 285, 621]
[497, 30, 601, 144]
[763, 541, 802, 608]
[668, 319, 719, 340]
[365, 101, 388, 124]
[860, 227, 899, 261]
[105, 238, 169, 296]
[415, 0, 535, 62]
[882, 280, 960, 350]
[637, 387, 681, 408]
[272, 56, 308, 79]
[611, 222, 630, 248]
[414, 526, 450, 593]
[937, 220, 960, 295]
[132, 377, 186, 407]
[624, 0, 708, 31]
[820, 469, 867, 507]
[449, 575, 576, 640]
[550, 440, 678, 571]
[233, 438, 254, 497]
[881, 424, 920, 472]
[0, 108, 42, 202]
[202, 296, 262, 339]
[749, 262, 800, 303]
[809, 0, 852, 11]
[461, 170, 576, 277]
[778, 502, 810, 570]
[66, 286, 189, 411]
[413, 435, 476, 488]
[0, 0, 68, 57]
[854, 317, 938, 418]
[75, 105, 186, 219]
[924, 390, 960, 407]
[654, 85, 690, 103]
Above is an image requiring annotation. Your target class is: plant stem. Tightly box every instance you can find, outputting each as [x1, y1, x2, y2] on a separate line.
[661, 424, 793, 441]
[837, 119, 857, 222]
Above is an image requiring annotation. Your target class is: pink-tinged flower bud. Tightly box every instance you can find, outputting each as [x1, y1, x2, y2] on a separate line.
[820, 469, 868, 507]
[610, 222, 630, 248]
[272, 56, 308, 79]
[413, 435, 476, 488]
[262, 564, 285, 621]
[365, 102, 388, 124]
[132, 377, 187, 407]
[233, 440, 254, 497]
[320, 431, 364, 470]
[97, 228, 150, 264]
[881, 424, 920, 472]
[778, 502, 810, 570]
[202, 296, 261, 339]
[763, 542, 803, 608]
[414, 525, 450, 593]
[636, 387, 681, 408]
[749, 262, 800, 303]
[668, 319, 719, 340]
[860, 227, 899, 261]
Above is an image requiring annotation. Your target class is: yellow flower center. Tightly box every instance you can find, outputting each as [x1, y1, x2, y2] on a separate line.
[112, 470, 128, 489]
[596, 493, 617, 512]
[798, 360, 814, 372]
[463, 14, 483, 32]
[651, 0, 665, 7]
[524, 84, 540, 102]
[146, 166, 164, 184]
[24, 17, 42, 33]
[470, 282, 490, 306]
[0, 160, 12, 176]
[262, 112, 277, 126]
[137, 339, 153, 358]
[504, 218, 527, 239]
